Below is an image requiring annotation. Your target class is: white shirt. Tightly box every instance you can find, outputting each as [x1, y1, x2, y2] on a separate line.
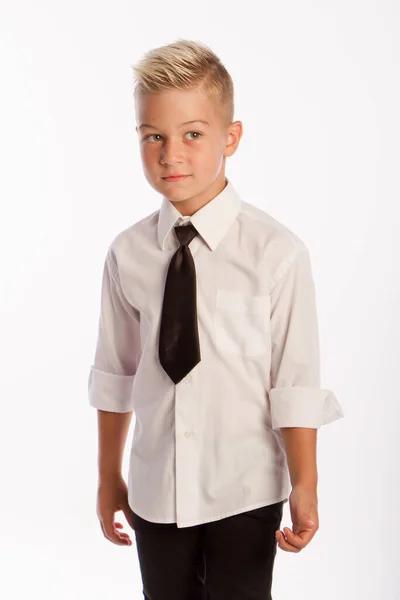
[88, 177, 344, 528]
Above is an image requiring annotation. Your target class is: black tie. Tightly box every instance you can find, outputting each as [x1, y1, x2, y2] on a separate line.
[158, 222, 201, 384]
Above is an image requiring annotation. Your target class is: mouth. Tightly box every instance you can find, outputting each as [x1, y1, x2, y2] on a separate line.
[162, 175, 190, 182]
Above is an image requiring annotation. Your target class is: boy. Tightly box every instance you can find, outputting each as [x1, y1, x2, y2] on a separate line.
[88, 38, 344, 599]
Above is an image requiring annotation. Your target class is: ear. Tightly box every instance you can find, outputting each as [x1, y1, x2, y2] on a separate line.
[224, 121, 243, 158]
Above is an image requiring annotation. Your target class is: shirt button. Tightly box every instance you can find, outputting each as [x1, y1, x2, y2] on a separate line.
[182, 374, 192, 384]
[184, 430, 194, 438]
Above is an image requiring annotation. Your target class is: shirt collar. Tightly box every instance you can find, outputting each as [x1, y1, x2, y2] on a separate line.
[157, 177, 242, 251]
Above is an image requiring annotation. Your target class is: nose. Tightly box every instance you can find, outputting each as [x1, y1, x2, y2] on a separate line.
[160, 138, 184, 165]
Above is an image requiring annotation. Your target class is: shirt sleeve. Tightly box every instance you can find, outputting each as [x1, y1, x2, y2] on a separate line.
[88, 247, 142, 412]
[268, 244, 344, 429]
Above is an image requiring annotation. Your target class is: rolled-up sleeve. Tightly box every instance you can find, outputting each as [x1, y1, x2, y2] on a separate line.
[268, 244, 344, 429]
[88, 247, 142, 412]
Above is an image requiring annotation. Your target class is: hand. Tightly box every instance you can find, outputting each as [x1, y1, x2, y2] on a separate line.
[275, 484, 319, 552]
[97, 474, 135, 546]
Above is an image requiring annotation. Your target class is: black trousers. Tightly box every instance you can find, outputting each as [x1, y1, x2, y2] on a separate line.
[131, 500, 284, 600]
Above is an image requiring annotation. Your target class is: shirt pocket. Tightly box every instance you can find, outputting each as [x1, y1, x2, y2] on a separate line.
[214, 289, 270, 357]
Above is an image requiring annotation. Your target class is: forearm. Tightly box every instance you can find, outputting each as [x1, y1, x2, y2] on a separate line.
[280, 427, 318, 489]
[97, 409, 133, 479]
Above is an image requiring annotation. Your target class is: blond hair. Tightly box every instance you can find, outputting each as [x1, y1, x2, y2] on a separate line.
[131, 39, 234, 128]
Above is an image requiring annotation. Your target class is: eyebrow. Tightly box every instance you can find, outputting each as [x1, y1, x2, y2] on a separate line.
[138, 119, 210, 130]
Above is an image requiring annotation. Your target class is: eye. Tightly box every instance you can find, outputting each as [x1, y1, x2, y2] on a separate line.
[185, 131, 202, 140]
[144, 134, 162, 142]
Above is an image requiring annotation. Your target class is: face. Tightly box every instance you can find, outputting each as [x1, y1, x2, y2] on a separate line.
[135, 86, 242, 216]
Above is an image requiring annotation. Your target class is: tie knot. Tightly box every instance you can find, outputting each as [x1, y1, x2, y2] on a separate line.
[174, 222, 198, 247]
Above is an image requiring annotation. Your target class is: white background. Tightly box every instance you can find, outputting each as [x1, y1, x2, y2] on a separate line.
[1, 1, 398, 598]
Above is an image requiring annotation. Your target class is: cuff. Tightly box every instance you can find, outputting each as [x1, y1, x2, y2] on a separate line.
[269, 386, 344, 429]
[88, 366, 135, 412]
